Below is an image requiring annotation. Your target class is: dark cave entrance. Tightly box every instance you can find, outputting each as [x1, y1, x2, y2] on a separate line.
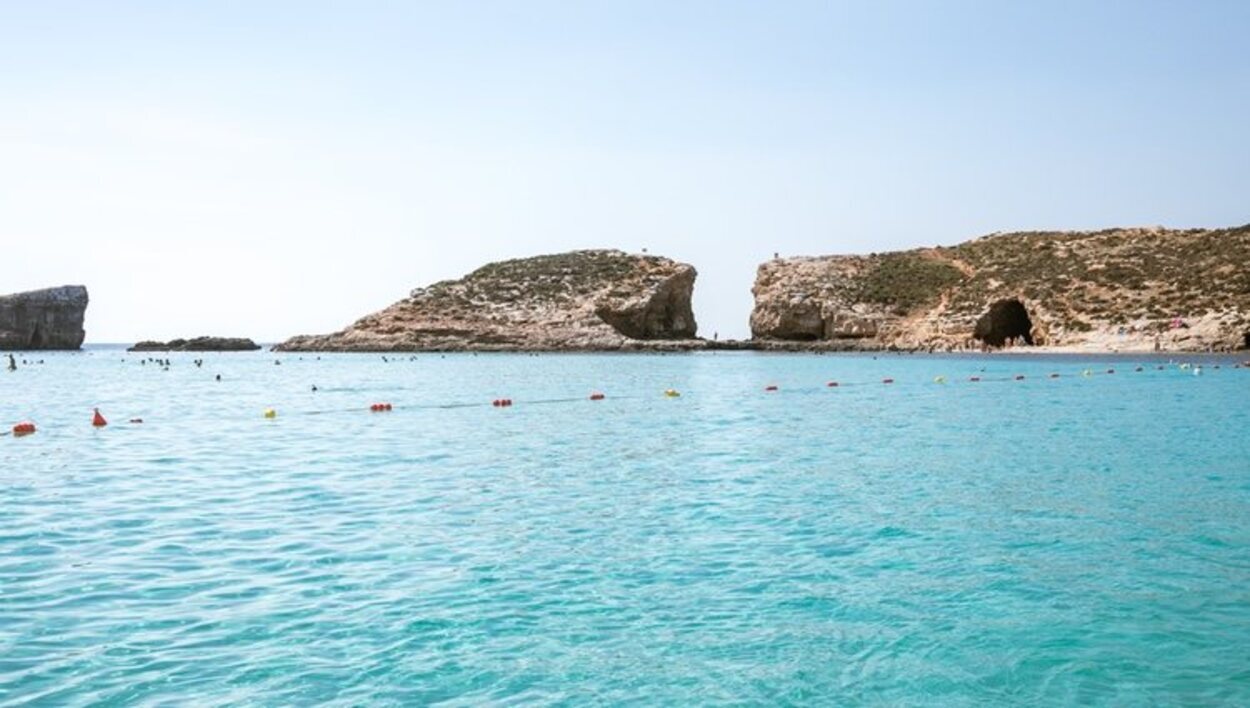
[28, 325, 43, 349]
[974, 298, 1034, 348]
[1243, 332, 1250, 350]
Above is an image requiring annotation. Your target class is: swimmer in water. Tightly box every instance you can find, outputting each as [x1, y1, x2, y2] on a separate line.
[6, 353, 15, 371]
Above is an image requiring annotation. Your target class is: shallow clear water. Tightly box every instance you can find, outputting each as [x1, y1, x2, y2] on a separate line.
[2, 349, 1248, 704]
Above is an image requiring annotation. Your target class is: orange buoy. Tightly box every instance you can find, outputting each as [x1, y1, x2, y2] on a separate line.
[882, 378, 894, 384]
[92, 408, 108, 427]
[589, 392, 605, 401]
[12, 422, 36, 437]
[764, 385, 778, 392]
[370, 403, 392, 412]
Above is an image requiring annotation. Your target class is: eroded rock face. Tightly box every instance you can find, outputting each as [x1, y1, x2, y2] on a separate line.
[750, 224, 1250, 352]
[129, 337, 261, 352]
[750, 253, 962, 348]
[276, 250, 698, 351]
[974, 299, 1034, 347]
[0, 286, 89, 350]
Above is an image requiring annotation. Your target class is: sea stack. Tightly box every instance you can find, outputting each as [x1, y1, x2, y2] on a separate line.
[276, 250, 699, 351]
[0, 286, 89, 350]
[750, 225, 1250, 352]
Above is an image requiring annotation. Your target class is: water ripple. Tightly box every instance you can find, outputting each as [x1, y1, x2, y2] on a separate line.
[1, 350, 1248, 704]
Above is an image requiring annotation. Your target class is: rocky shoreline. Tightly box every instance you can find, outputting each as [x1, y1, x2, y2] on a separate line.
[12, 225, 1250, 355]
[273, 228, 1249, 354]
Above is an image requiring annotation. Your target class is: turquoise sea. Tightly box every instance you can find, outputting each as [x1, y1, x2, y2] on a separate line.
[1, 348, 1248, 705]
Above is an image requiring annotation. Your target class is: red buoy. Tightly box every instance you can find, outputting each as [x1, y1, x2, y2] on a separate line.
[826, 381, 839, 387]
[12, 422, 35, 437]
[92, 408, 108, 427]
[589, 392, 605, 401]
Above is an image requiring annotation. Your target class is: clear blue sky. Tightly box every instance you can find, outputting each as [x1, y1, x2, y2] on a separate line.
[2, 1, 1247, 342]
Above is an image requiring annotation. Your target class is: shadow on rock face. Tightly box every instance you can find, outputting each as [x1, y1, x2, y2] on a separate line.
[974, 298, 1034, 347]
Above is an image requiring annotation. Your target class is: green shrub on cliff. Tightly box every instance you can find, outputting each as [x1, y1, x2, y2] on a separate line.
[856, 253, 964, 313]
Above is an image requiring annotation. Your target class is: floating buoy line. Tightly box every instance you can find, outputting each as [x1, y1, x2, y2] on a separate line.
[3, 361, 1246, 437]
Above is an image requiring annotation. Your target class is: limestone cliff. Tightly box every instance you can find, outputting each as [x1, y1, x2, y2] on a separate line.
[0, 286, 89, 350]
[276, 250, 698, 352]
[751, 225, 1250, 352]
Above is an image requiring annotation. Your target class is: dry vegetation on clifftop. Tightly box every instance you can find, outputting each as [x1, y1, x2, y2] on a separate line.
[751, 225, 1250, 352]
[276, 250, 699, 352]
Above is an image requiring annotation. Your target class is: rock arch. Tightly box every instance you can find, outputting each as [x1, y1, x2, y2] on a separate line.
[974, 298, 1034, 348]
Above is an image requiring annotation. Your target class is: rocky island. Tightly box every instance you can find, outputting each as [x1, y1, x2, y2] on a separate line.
[751, 224, 1250, 352]
[128, 337, 262, 352]
[0, 286, 89, 350]
[276, 250, 700, 352]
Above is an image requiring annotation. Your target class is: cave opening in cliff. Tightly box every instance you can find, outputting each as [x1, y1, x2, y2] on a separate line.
[28, 324, 43, 349]
[973, 298, 1034, 348]
[1243, 332, 1249, 350]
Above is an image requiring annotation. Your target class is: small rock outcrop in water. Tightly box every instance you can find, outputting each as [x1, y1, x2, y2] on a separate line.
[276, 250, 699, 352]
[974, 299, 1034, 347]
[128, 337, 262, 352]
[750, 224, 1250, 352]
[0, 286, 89, 350]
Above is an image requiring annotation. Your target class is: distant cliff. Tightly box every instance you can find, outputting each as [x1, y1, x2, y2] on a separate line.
[276, 250, 699, 351]
[751, 225, 1250, 352]
[0, 286, 89, 350]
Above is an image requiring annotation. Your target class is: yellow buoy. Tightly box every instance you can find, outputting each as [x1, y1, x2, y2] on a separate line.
[264, 408, 277, 419]
[664, 389, 681, 398]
